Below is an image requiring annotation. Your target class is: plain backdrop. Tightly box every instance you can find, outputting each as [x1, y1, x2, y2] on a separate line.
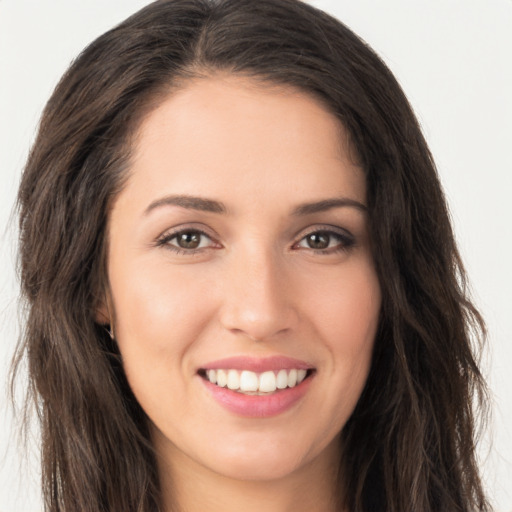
[1, 1, 511, 511]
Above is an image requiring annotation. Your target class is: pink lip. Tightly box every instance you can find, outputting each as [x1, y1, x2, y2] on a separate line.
[200, 374, 314, 418]
[198, 356, 315, 418]
[200, 355, 313, 373]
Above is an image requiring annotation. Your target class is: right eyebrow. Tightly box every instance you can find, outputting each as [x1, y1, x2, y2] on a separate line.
[143, 194, 227, 216]
[291, 197, 367, 216]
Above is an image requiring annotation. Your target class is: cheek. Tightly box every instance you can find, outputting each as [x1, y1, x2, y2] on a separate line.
[109, 255, 216, 370]
[304, 258, 381, 348]
[108, 259, 215, 419]
[302, 259, 381, 400]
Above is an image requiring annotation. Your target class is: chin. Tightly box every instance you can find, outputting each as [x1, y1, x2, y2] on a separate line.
[200, 430, 335, 483]
[210, 451, 306, 482]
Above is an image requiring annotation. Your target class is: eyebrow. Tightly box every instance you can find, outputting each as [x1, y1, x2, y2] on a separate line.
[144, 195, 227, 215]
[291, 197, 367, 216]
[143, 194, 366, 216]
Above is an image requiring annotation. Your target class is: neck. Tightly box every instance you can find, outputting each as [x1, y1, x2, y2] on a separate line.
[156, 436, 344, 512]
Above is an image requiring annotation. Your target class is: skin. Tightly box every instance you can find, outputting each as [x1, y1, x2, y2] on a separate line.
[104, 74, 381, 512]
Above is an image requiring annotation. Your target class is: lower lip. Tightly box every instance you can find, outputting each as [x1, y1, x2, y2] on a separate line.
[201, 374, 314, 418]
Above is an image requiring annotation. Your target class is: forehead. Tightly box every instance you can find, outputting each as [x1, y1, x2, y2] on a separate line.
[118, 74, 365, 213]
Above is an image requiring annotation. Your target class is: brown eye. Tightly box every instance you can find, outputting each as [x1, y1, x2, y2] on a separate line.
[157, 229, 216, 252]
[295, 228, 355, 253]
[306, 232, 330, 249]
[176, 231, 202, 249]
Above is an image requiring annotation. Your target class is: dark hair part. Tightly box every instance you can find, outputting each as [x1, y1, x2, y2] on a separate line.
[13, 0, 489, 510]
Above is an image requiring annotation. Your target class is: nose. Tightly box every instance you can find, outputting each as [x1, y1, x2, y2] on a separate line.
[218, 246, 298, 342]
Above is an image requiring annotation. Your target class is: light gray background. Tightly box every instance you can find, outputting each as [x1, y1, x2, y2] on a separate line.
[1, 1, 511, 511]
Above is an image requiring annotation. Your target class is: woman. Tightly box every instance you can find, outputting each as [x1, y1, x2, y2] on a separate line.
[12, 0, 489, 510]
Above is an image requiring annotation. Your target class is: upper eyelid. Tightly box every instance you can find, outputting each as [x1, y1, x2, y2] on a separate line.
[155, 229, 220, 254]
[294, 224, 354, 240]
[290, 226, 356, 254]
[157, 224, 219, 242]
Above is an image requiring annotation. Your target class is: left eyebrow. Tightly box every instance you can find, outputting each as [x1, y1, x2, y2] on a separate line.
[291, 197, 367, 216]
[143, 194, 227, 216]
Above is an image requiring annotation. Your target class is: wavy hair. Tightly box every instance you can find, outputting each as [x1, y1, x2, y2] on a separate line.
[12, 0, 489, 510]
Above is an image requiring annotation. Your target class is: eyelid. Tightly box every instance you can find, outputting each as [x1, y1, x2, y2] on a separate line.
[155, 224, 222, 251]
[294, 224, 354, 241]
[292, 224, 355, 251]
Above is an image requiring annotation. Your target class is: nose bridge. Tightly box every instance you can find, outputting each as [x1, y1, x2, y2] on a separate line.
[219, 240, 296, 341]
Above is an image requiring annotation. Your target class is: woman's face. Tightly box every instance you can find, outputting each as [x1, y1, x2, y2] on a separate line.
[105, 75, 381, 483]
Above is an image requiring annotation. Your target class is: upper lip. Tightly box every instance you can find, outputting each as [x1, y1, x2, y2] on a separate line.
[199, 356, 314, 373]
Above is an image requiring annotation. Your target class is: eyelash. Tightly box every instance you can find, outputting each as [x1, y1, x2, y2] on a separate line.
[293, 227, 355, 254]
[156, 226, 355, 255]
[155, 228, 218, 256]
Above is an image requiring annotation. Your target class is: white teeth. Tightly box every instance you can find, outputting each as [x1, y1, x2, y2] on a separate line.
[259, 371, 277, 393]
[203, 368, 311, 394]
[227, 369, 240, 390]
[240, 370, 259, 392]
[276, 369, 288, 389]
[287, 369, 297, 387]
[216, 369, 227, 387]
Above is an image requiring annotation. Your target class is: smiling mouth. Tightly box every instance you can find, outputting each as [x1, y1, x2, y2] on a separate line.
[197, 368, 315, 395]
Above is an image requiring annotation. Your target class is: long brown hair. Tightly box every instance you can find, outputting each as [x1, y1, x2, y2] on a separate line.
[12, 0, 489, 510]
